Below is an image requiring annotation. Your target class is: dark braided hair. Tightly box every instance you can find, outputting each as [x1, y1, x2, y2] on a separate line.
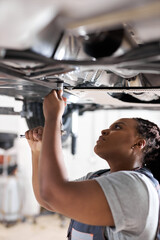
[133, 118, 160, 182]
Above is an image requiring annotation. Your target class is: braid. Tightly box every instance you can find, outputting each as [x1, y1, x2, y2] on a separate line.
[133, 118, 160, 181]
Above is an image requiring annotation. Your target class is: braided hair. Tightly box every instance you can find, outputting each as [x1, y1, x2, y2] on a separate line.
[133, 118, 160, 182]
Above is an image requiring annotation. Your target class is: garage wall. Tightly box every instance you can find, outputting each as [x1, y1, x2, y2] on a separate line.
[0, 96, 40, 217]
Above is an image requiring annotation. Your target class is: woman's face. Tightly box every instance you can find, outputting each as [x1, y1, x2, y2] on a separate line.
[94, 118, 139, 160]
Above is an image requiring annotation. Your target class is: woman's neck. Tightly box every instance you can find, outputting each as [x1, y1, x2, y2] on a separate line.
[108, 159, 142, 173]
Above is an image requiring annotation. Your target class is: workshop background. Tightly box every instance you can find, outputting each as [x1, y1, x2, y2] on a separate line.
[0, 96, 159, 240]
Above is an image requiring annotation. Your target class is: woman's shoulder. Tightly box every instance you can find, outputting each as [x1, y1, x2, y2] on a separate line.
[96, 169, 159, 199]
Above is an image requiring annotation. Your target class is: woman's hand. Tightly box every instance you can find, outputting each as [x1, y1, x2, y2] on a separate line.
[43, 90, 67, 121]
[25, 126, 43, 153]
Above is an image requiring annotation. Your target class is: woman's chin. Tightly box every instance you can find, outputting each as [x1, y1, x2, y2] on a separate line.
[94, 144, 101, 156]
[94, 144, 98, 153]
[94, 145, 108, 161]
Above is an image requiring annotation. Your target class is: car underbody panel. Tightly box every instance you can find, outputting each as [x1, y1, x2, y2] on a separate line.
[0, 0, 159, 109]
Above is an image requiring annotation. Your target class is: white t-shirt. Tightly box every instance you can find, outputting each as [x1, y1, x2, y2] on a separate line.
[82, 170, 159, 240]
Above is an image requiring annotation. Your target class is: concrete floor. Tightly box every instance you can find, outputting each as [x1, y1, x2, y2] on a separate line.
[0, 214, 70, 240]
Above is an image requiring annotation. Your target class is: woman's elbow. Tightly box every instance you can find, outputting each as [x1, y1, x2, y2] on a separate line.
[39, 184, 59, 206]
[39, 184, 52, 202]
[39, 183, 67, 211]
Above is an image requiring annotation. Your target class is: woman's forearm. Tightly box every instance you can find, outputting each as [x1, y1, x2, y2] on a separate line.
[32, 151, 54, 211]
[39, 118, 68, 201]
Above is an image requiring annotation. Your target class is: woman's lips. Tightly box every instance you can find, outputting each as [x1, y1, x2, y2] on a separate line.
[97, 136, 105, 142]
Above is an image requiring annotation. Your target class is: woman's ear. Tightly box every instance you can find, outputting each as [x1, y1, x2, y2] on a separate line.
[137, 139, 146, 149]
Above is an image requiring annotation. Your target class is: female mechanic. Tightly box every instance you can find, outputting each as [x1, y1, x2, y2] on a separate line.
[25, 90, 160, 240]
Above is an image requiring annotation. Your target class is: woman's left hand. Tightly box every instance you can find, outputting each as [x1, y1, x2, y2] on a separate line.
[25, 126, 43, 153]
[43, 90, 67, 121]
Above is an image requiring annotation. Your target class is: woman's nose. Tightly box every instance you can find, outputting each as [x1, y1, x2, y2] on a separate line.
[101, 129, 110, 135]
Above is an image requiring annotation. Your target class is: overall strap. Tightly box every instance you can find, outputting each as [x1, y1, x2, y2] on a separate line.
[135, 168, 160, 240]
[67, 169, 109, 240]
[89, 169, 110, 179]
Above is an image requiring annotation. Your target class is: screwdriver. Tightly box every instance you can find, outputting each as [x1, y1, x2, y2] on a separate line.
[20, 129, 66, 139]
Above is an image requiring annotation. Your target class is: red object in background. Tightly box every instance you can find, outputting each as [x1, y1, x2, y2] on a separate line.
[0, 155, 11, 164]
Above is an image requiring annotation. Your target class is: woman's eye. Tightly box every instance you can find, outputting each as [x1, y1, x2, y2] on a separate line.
[114, 124, 121, 130]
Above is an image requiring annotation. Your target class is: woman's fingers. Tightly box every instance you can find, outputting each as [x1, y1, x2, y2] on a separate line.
[29, 129, 35, 141]
[25, 127, 43, 141]
[33, 127, 43, 140]
[25, 130, 29, 139]
[38, 127, 43, 134]
[57, 89, 63, 100]
[48, 89, 65, 102]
